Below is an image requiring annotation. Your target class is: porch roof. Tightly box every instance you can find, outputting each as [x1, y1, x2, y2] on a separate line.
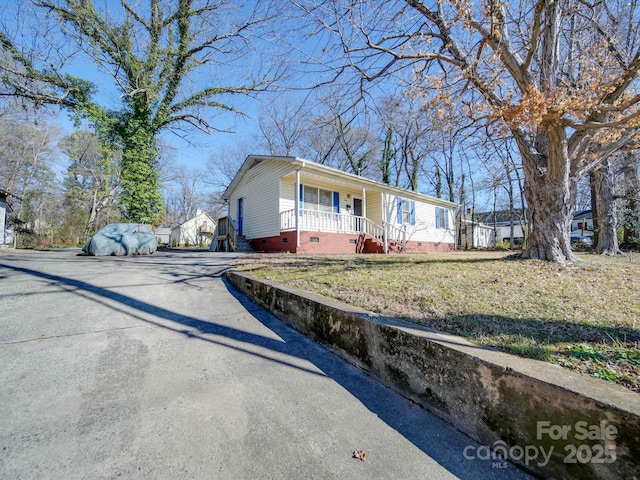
[223, 155, 458, 208]
[0, 188, 22, 202]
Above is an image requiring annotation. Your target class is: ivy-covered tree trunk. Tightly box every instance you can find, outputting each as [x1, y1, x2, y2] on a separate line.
[119, 124, 163, 224]
[381, 125, 393, 184]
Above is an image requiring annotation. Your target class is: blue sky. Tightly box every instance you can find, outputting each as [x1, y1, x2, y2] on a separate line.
[4, 0, 502, 212]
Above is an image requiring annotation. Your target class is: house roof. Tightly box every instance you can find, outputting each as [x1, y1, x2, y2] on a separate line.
[461, 218, 494, 228]
[223, 155, 458, 208]
[573, 209, 592, 221]
[175, 211, 216, 228]
[475, 209, 528, 224]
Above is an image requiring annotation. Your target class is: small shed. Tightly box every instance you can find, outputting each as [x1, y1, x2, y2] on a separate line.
[155, 227, 172, 246]
[459, 219, 495, 249]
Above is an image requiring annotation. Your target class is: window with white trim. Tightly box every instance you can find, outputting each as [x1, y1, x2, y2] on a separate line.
[396, 198, 416, 225]
[435, 207, 449, 229]
[301, 185, 339, 213]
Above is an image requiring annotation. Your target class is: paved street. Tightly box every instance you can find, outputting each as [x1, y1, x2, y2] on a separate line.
[0, 249, 530, 479]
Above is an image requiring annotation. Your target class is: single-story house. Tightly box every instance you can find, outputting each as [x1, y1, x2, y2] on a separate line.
[0, 188, 21, 248]
[570, 209, 594, 244]
[170, 210, 216, 248]
[571, 210, 593, 233]
[219, 155, 457, 254]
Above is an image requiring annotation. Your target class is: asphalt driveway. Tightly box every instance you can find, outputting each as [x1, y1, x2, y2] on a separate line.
[0, 249, 530, 479]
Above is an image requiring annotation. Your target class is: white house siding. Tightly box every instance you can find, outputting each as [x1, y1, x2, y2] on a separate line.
[279, 176, 455, 245]
[384, 193, 456, 244]
[229, 160, 293, 239]
[571, 216, 593, 232]
[226, 156, 457, 252]
[279, 176, 295, 213]
[365, 191, 383, 226]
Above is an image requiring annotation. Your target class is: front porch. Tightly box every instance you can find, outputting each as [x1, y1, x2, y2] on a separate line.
[278, 208, 407, 254]
[213, 210, 408, 254]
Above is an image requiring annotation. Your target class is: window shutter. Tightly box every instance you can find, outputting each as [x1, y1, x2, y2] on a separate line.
[445, 209, 449, 229]
[436, 207, 441, 229]
[299, 184, 303, 216]
[333, 191, 340, 213]
[410, 201, 416, 225]
[397, 198, 403, 224]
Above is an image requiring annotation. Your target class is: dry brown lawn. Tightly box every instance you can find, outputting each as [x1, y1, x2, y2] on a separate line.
[236, 251, 640, 392]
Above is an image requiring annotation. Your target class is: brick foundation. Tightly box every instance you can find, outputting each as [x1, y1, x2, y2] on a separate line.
[249, 231, 455, 254]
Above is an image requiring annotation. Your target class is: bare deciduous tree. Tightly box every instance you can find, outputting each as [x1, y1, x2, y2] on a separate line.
[60, 130, 120, 238]
[296, 0, 640, 263]
[258, 99, 313, 157]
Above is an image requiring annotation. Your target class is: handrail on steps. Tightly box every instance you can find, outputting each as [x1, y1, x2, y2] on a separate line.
[279, 208, 406, 253]
[215, 216, 238, 252]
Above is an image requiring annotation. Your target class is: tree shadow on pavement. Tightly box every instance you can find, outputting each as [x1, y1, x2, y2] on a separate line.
[0, 261, 531, 480]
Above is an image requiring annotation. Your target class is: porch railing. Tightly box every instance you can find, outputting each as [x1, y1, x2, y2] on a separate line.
[280, 208, 406, 252]
[384, 222, 407, 246]
[281, 208, 375, 234]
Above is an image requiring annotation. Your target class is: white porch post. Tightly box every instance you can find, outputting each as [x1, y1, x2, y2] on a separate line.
[362, 188, 367, 219]
[295, 169, 300, 248]
[382, 192, 388, 254]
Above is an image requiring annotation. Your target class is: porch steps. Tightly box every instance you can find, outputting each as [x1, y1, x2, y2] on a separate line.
[234, 235, 254, 253]
[362, 236, 405, 254]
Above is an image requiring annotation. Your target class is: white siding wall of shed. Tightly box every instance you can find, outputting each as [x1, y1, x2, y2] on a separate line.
[496, 224, 526, 243]
[463, 224, 495, 248]
[229, 160, 293, 239]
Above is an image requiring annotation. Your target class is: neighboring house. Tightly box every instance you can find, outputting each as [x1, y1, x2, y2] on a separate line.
[154, 227, 172, 246]
[170, 211, 216, 247]
[570, 209, 593, 243]
[571, 210, 593, 233]
[219, 155, 457, 254]
[476, 210, 529, 245]
[0, 189, 21, 248]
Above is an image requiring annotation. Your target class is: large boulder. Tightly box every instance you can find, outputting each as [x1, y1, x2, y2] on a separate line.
[82, 223, 157, 256]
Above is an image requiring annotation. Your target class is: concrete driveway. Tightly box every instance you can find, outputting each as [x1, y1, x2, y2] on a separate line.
[0, 250, 530, 479]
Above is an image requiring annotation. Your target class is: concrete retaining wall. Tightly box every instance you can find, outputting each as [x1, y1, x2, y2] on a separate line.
[226, 270, 640, 480]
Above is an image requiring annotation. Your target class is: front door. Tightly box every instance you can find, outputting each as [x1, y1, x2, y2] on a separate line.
[237, 198, 244, 236]
[353, 197, 363, 232]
